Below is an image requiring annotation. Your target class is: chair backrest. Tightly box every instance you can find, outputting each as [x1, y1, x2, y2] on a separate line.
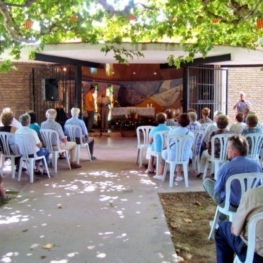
[40, 129, 61, 152]
[153, 130, 169, 153]
[203, 123, 217, 142]
[15, 133, 38, 158]
[210, 133, 232, 161]
[192, 130, 205, 155]
[224, 173, 263, 213]
[136, 125, 153, 147]
[166, 134, 194, 163]
[244, 211, 263, 263]
[200, 123, 213, 130]
[65, 125, 84, 143]
[0, 132, 16, 155]
[244, 133, 263, 160]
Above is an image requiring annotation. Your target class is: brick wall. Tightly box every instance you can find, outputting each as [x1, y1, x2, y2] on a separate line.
[1, 63, 263, 124]
[227, 67, 263, 122]
[0, 62, 50, 121]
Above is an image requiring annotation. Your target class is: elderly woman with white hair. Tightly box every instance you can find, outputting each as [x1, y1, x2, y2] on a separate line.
[64, 107, 96, 160]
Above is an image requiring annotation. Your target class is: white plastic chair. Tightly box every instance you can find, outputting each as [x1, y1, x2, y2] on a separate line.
[244, 133, 263, 162]
[208, 172, 263, 240]
[203, 134, 232, 180]
[233, 211, 263, 263]
[191, 130, 205, 173]
[136, 125, 153, 167]
[200, 123, 212, 131]
[162, 134, 194, 188]
[15, 133, 50, 183]
[64, 124, 92, 164]
[40, 129, 71, 173]
[0, 132, 20, 179]
[148, 130, 169, 175]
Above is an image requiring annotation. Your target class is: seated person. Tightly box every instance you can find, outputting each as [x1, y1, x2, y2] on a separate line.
[203, 135, 262, 222]
[0, 107, 22, 128]
[187, 111, 201, 131]
[241, 114, 263, 155]
[15, 113, 50, 175]
[27, 110, 41, 134]
[215, 185, 263, 263]
[154, 113, 194, 182]
[198, 107, 213, 124]
[164, 108, 178, 127]
[0, 111, 24, 172]
[64, 107, 96, 160]
[41, 109, 81, 169]
[229, 112, 246, 134]
[147, 112, 171, 174]
[197, 114, 231, 178]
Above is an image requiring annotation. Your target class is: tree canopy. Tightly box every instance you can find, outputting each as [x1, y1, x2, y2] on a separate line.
[1, 0, 263, 71]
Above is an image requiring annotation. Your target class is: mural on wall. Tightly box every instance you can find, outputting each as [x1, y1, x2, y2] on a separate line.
[116, 79, 183, 113]
[81, 78, 183, 115]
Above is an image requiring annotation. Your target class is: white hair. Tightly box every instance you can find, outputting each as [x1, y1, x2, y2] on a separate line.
[71, 107, 80, 117]
[2, 107, 11, 113]
[240, 91, 245, 96]
[46, 109, 57, 119]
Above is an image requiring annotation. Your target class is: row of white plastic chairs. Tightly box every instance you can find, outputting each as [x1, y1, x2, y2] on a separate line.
[136, 125, 263, 185]
[0, 125, 91, 183]
[136, 126, 194, 188]
[136, 126, 263, 263]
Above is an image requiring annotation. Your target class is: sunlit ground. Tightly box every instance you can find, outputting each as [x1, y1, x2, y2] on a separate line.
[0, 157, 179, 263]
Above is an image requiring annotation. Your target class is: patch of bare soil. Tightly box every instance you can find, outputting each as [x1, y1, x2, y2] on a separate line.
[159, 192, 216, 263]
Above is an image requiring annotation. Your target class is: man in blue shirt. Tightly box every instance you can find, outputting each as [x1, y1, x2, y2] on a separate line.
[233, 91, 252, 113]
[64, 108, 96, 160]
[203, 135, 262, 220]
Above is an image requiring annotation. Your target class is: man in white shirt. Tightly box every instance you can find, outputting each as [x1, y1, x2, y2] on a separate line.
[15, 113, 50, 175]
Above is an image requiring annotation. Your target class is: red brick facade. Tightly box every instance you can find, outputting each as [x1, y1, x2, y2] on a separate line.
[0, 63, 262, 123]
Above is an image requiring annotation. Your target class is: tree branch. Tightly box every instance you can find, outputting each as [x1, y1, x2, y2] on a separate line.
[0, 0, 36, 43]
[3, 0, 35, 7]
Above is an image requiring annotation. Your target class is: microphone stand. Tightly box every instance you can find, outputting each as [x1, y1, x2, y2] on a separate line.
[99, 103, 103, 137]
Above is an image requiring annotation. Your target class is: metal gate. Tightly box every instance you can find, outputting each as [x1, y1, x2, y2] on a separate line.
[187, 66, 228, 119]
[30, 65, 77, 123]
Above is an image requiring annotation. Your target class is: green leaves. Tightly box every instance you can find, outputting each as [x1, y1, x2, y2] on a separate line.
[0, 0, 263, 71]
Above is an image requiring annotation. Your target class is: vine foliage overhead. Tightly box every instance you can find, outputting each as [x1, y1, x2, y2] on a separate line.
[0, 0, 263, 71]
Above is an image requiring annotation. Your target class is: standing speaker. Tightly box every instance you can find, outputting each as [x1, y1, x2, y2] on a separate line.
[42, 78, 59, 101]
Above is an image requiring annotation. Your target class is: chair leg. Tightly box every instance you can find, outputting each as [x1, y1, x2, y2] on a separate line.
[208, 207, 220, 240]
[65, 151, 71, 170]
[139, 149, 143, 168]
[76, 145, 80, 164]
[53, 152, 58, 174]
[17, 159, 23, 181]
[29, 159, 34, 183]
[169, 163, 175, 188]
[11, 156, 16, 179]
[202, 160, 209, 180]
[42, 158, 50, 179]
[0, 154, 4, 177]
[183, 163, 189, 187]
[155, 156, 160, 176]
[85, 144, 92, 161]
[162, 163, 168, 182]
[136, 148, 141, 164]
